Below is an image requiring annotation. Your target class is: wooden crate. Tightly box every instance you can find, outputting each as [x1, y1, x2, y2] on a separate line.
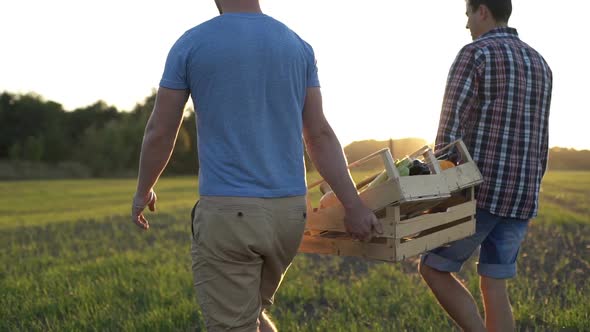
[300, 188, 476, 262]
[299, 144, 478, 262]
[435, 139, 484, 193]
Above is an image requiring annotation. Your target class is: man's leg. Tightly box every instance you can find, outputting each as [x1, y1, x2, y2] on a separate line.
[191, 197, 267, 331]
[258, 310, 277, 332]
[419, 208, 499, 331]
[258, 196, 307, 332]
[477, 217, 529, 332]
[480, 276, 514, 332]
[419, 263, 486, 332]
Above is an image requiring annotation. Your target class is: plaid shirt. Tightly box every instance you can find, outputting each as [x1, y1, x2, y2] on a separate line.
[436, 27, 552, 219]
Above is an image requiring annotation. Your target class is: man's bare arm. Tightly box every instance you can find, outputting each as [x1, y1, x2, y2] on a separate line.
[302, 87, 381, 240]
[132, 87, 189, 229]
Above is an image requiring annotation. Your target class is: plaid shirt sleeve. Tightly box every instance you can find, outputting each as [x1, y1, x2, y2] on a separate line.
[540, 71, 553, 176]
[435, 46, 479, 153]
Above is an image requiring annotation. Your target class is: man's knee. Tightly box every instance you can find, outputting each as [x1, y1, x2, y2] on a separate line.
[419, 260, 453, 284]
[480, 275, 507, 293]
[419, 260, 438, 277]
[418, 260, 428, 276]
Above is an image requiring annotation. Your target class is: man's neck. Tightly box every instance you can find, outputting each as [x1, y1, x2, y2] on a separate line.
[220, 1, 262, 14]
[489, 21, 508, 31]
[481, 22, 508, 36]
[223, 9, 262, 13]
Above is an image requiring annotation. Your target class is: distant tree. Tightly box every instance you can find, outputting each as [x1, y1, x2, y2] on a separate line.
[131, 89, 157, 119]
[43, 125, 70, 163]
[73, 113, 147, 176]
[0, 92, 73, 164]
[162, 108, 199, 175]
[22, 136, 44, 161]
[71, 91, 186, 176]
[8, 142, 21, 161]
[548, 148, 590, 170]
[67, 100, 121, 142]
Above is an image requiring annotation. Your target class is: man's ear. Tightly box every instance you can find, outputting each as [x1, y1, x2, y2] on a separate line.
[479, 4, 490, 21]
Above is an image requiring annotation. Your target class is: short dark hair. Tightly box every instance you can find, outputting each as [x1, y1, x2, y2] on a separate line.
[468, 0, 512, 23]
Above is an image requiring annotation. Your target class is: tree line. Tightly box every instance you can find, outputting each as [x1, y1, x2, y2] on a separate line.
[1, 91, 588, 179]
[0, 91, 196, 178]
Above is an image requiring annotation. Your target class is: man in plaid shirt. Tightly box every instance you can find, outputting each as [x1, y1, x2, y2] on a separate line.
[419, 0, 552, 331]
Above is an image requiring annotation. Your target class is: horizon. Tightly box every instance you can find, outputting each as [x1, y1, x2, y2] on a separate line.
[3, 89, 589, 152]
[1, 0, 588, 150]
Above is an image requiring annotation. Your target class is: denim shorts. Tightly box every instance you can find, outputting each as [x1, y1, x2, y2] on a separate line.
[421, 208, 529, 279]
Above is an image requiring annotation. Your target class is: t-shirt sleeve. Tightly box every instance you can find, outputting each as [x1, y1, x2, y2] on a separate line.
[304, 42, 320, 88]
[159, 33, 190, 90]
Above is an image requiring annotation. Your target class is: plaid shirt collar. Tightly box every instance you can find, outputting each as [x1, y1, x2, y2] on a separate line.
[476, 26, 519, 41]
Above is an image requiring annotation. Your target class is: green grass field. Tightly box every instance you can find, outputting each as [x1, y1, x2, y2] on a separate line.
[1, 171, 588, 331]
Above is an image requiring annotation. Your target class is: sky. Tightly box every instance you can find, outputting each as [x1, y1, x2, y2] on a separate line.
[1, 0, 588, 150]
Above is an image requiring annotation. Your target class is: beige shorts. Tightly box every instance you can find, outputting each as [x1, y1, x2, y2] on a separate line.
[190, 195, 307, 331]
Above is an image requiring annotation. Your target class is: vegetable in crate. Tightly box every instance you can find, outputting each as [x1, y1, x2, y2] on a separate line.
[438, 160, 456, 170]
[409, 159, 431, 176]
[395, 157, 412, 177]
[365, 170, 388, 189]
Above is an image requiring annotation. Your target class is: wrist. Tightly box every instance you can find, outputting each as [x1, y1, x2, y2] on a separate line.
[134, 189, 154, 205]
[343, 197, 364, 212]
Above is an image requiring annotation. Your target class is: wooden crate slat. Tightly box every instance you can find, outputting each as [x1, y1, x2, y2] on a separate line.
[333, 238, 393, 261]
[379, 206, 400, 238]
[394, 218, 475, 261]
[395, 200, 476, 238]
[397, 175, 450, 202]
[399, 199, 445, 219]
[299, 235, 394, 261]
[442, 162, 483, 192]
[299, 216, 476, 262]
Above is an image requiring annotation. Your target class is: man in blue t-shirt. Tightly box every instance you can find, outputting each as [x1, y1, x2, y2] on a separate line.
[131, 0, 381, 330]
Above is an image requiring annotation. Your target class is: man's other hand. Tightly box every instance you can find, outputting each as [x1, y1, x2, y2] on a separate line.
[131, 190, 157, 230]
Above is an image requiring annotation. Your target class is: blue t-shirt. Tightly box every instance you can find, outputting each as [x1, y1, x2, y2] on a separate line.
[160, 13, 320, 197]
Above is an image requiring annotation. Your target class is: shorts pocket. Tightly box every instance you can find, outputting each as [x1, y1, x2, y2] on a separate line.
[191, 201, 206, 244]
[190, 200, 199, 238]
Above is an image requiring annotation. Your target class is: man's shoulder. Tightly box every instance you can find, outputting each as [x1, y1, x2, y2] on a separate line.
[462, 36, 500, 54]
[467, 29, 538, 54]
[458, 34, 514, 61]
[182, 16, 222, 36]
[472, 33, 550, 67]
[268, 16, 315, 50]
[454, 42, 480, 62]
[513, 39, 551, 66]
[186, 15, 310, 44]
